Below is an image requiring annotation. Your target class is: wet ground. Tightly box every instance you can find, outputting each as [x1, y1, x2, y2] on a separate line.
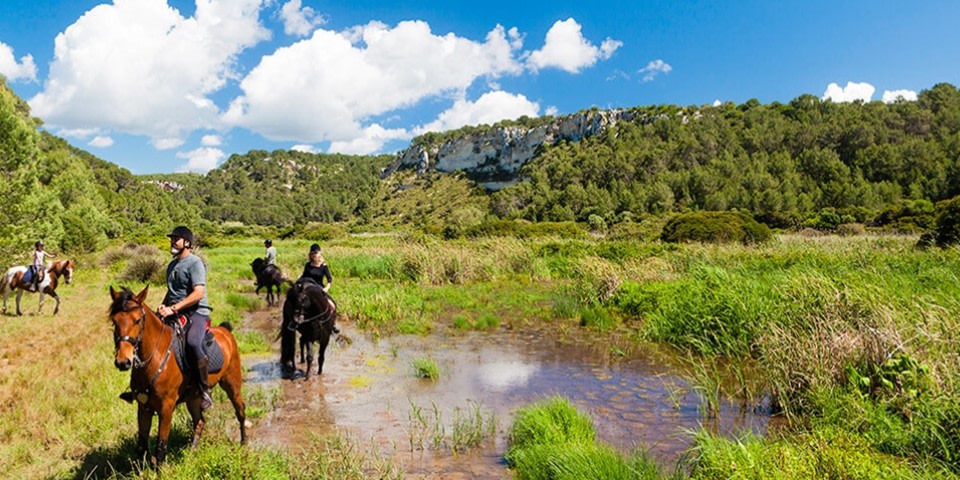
[242, 307, 770, 478]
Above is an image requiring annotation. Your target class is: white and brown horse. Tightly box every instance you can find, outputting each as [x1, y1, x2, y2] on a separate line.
[0, 259, 74, 315]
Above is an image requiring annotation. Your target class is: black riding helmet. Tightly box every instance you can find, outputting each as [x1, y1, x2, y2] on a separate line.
[264, 239, 272, 246]
[166, 226, 194, 247]
[35, 240, 44, 248]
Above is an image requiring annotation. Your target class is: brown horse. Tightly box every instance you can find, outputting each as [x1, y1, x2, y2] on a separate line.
[0, 259, 74, 315]
[109, 285, 247, 465]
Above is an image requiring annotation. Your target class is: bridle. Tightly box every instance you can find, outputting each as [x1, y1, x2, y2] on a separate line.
[113, 303, 158, 369]
[294, 284, 334, 325]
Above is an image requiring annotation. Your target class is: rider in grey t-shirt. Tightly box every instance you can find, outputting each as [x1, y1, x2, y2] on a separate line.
[164, 254, 211, 316]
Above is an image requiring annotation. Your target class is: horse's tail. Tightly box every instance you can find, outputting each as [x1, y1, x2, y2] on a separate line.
[0, 271, 7, 293]
[218, 321, 233, 332]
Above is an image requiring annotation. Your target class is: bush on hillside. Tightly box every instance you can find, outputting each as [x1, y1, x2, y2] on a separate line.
[661, 211, 772, 245]
[935, 196, 960, 247]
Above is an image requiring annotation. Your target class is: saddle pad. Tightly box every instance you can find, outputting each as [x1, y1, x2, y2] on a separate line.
[172, 329, 226, 374]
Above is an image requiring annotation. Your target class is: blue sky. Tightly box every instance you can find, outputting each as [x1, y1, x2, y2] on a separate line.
[1, 1, 958, 174]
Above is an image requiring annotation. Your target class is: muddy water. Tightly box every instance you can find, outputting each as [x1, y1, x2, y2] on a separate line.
[243, 310, 770, 478]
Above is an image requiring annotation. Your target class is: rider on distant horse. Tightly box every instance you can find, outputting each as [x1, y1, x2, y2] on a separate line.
[30, 241, 57, 292]
[158, 226, 215, 410]
[262, 239, 279, 281]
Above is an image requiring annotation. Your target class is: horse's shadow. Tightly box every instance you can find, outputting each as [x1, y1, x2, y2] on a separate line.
[247, 360, 307, 382]
[70, 427, 194, 478]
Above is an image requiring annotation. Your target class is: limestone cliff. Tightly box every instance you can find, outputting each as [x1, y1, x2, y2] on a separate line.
[383, 108, 639, 190]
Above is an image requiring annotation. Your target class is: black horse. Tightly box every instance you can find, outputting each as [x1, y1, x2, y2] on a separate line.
[280, 278, 336, 380]
[250, 258, 284, 307]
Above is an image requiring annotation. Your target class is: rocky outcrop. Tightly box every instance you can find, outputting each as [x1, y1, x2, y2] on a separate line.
[383, 108, 639, 190]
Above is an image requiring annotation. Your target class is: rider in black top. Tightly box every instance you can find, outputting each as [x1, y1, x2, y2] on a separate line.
[300, 244, 332, 290]
[299, 244, 338, 334]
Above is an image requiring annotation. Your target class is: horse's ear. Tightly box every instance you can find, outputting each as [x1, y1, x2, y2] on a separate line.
[135, 285, 149, 303]
[110, 286, 119, 300]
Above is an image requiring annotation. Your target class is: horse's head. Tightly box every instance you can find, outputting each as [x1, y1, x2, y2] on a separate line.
[251, 258, 264, 275]
[291, 280, 328, 324]
[109, 285, 150, 371]
[61, 259, 74, 284]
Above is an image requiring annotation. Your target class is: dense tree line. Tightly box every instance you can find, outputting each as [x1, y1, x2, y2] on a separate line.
[490, 83, 960, 228]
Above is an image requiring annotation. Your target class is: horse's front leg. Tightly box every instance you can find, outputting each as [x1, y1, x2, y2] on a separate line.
[36, 290, 45, 314]
[318, 328, 331, 376]
[305, 340, 314, 381]
[15, 290, 23, 316]
[155, 399, 177, 465]
[51, 293, 61, 315]
[186, 396, 206, 448]
[137, 403, 153, 460]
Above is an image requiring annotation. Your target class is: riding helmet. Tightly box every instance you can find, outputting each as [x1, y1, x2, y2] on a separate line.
[35, 240, 44, 248]
[309, 243, 320, 253]
[166, 226, 195, 246]
[264, 239, 272, 246]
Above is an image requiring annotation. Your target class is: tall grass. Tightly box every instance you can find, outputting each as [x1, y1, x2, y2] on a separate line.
[506, 397, 662, 480]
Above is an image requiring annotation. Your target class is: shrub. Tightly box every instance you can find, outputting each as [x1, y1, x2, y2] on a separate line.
[507, 397, 595, 456]
[298, 222, 347, 241]
[605, 216, 667, 242]
[411, 357, 440, 380]
[836, 223, 867, 236]
[587, 214, 607, 233]
[120, 255, 166, 284]
[661, 211, 772, 244]
[934, 195, 960, 247]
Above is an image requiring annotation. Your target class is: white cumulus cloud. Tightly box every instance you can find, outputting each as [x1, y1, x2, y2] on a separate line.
[328, 124, 409, 155]
[291, 144, 317, 153]
[822, 81, 875, 103]
[0, 41, 37, 82]
[526, 18, 621, 73]
[279, 0, 326, 37]
[638, 59, 671, 82]
[28, 0, 270, 148]
[882, 89, 918, 103]
[200, 134, 222, 146]
[224, 20, 524, 146]
[88, 135, 114, 147]
[416, 91, 540, 134]
[176, 146, 225, 173]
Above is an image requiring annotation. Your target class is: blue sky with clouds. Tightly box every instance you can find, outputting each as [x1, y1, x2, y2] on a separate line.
[1, 0, 958, 174]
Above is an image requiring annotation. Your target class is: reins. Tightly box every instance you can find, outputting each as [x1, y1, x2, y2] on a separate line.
[296, 285, 335, 325]
[114, 302, 175, 392]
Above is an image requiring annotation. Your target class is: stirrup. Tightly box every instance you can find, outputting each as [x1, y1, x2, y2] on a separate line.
[287, 320, 300, 332]
[200, 389, 213, 410]
[333, 325, 341, 335]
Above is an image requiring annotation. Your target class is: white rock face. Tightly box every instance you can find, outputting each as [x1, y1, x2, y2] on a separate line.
[383, 109, 638, 187]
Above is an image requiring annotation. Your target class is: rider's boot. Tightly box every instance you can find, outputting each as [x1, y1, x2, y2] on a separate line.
[196, 357, 213, 410]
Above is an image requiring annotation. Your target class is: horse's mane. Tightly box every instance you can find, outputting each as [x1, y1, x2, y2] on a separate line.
[109, 286, 136, 315]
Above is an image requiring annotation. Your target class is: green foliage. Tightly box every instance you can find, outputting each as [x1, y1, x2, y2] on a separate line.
[506, 397, 661, 480]
[119, 255, 167, 284]
[934, 195, 960, 247]
[507, 397, 595, 459]
[411, 357, 440, 380]
[661, 211, 772, 244]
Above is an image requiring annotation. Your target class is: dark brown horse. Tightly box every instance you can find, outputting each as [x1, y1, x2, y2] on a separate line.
[280, 279, 336, 380]
[250, 258, 284, 307]
[109, 286, 247, 465]
[1, 259, 74, 315]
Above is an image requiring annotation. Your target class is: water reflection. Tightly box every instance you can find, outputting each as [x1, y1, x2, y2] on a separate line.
[247, 323, 771, 475]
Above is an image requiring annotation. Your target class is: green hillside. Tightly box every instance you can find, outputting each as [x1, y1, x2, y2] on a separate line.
[3, 77, 960, 263]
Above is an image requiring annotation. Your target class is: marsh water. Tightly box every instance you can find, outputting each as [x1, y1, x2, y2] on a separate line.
[243, 308, 771, 478]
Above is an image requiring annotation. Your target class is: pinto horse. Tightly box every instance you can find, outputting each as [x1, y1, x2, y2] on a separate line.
[280, 278, 336, 380]
[109, 286, 247, 465]
[1, 259, 74, 315]
[250, 258, 284, 307]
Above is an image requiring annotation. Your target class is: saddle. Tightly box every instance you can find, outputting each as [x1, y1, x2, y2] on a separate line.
[21, 266, 44, 290]
[166, 315, 226, 374]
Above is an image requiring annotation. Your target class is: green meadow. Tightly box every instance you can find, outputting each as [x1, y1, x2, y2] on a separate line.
[1, 233, 958, 479]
